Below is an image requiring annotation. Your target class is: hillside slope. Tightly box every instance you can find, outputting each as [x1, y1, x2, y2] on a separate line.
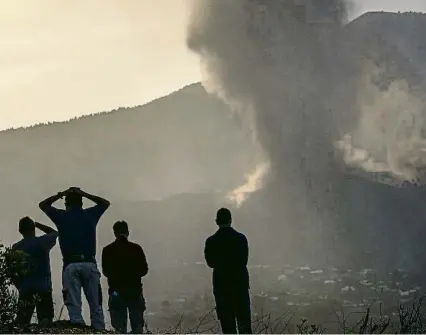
[0, 83, 255, 237]
[0, 83, 258, 319]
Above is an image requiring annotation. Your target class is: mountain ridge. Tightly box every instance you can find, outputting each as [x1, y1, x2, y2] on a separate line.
[0, 83, 203, 133]
[0, 81, 256, 248]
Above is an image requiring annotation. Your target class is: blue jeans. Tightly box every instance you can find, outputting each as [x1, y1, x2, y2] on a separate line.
[62, 262, 105, 330]
[108, 291, 146, 333]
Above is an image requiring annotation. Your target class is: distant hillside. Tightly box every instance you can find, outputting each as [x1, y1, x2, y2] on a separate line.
[0, 83, 257, 245]
[0, 83, 258, 310]
[349, 12, 426, 80]
[323, 11, 426, 187]
[344, 11, 426, 94]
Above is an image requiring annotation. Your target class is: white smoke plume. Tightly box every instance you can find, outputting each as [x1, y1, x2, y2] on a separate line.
[335, 59, 426, 184]
[227, 161, 269, 207]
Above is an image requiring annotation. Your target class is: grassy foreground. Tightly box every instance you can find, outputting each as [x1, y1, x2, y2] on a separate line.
[2, 297, 425, 334]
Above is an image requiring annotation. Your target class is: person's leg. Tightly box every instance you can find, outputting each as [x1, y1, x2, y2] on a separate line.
[63, 263, 85, 326]
[128, 293, 146, 334]
[108, 293, 128, 333]
[81, 263, 105, 330]
[35, 291, 54, 326]
[235, 290, 253, 334]
[214, 291, 237, 334]
[15, 292, 36, 326]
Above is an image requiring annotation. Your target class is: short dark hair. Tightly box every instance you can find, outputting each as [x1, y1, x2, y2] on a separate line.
[113, 221, 129, 236]
[216, 208, 232, 225]
[65, 192, 83, 209]
[19, 216, 35, 235]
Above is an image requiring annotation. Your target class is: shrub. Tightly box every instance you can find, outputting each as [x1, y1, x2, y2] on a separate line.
[0, 244, 28, 331]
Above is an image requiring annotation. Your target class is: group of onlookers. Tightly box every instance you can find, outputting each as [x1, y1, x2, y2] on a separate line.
[10, 187, 253, 334]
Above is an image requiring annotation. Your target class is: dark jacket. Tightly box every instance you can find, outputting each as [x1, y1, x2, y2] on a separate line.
[101, 237, 148, 296]
[204, 226, 249, 293]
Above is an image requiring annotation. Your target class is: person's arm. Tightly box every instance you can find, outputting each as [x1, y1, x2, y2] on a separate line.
[101, 247, 111, 278]
[204, 238, 217, 269]
[241, 235, 249, 267]
[73, 188, 110, 209]
[37, 232, 58, 251]
[34, 222, 58, 250]
[137, 246, 149, 277]
[73, 188, 110, 223]
[39, 191, 65, 212]
[39, 192, 66, 224]
[35, 222, 56, 234]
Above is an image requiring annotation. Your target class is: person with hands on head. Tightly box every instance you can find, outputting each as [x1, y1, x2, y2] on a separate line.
[39, 187, 110, 330]
[12, 217, 58, 327]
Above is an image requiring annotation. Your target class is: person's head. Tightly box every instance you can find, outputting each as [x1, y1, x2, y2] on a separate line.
[113, 220, 129, 239]
[215, 208, 232, 227]
[65, 191, 83, 210]
[19, 216, 35, 238]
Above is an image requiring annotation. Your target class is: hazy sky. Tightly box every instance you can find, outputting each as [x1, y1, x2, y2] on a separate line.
[1, 0, 426, 130]
[0, 0, 200, 129]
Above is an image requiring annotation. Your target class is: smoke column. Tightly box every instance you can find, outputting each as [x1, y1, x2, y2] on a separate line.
[187, 0, 426, 271]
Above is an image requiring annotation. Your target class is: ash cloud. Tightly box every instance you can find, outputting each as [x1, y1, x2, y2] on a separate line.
[186, 0, 426, 271]
[187, 0, 349, 184]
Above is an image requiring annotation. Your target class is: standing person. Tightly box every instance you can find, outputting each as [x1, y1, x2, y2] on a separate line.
[204, 208, 253, 334]
[102, 221, 148, 333]
[12, 217, 58, 327]
[39, 187, 110, 330]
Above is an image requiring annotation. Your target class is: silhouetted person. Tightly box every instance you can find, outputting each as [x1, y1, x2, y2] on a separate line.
[102, 221, 148, 333]
[12, 217, 58, 327]
[204, 208, 253, 334]
[39, 187, 110, 330]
